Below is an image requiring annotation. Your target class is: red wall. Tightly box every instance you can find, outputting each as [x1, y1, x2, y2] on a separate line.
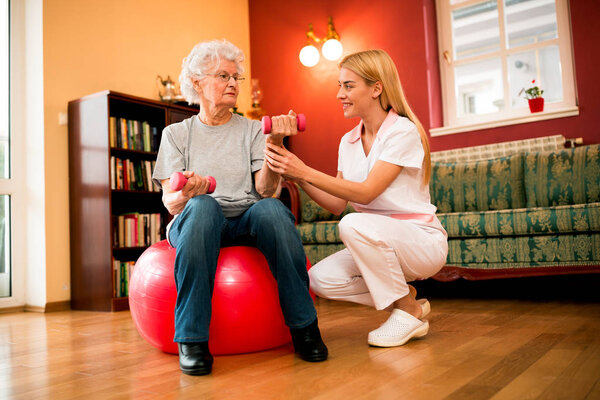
[249, 0, 600, 175]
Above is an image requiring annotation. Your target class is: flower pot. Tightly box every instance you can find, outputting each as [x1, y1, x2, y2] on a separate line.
[528, 97, 544, 113]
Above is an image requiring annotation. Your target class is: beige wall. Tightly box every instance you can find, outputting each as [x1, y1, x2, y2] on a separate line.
[43, 0, 252, 303]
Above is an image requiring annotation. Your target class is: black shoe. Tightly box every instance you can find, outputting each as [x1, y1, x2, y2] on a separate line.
[178, 342, 213, 376]
[290, 319, 328, 362]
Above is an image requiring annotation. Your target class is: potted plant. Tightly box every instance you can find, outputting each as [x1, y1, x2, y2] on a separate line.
[519, 79, 544, 113]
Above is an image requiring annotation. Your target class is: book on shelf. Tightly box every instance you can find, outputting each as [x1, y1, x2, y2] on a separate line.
[114, 212, 163, 248]
[113, 259, 135, 297]
[110, 157, 158, 192]
[143, 122, 151, 152]
[152, 126, 159, 152]
[109, 117, 117, 148]
[127, 120, 134, 150]
[108, 116, 160, 152]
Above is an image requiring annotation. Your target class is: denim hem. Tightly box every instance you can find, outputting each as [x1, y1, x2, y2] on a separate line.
[286, 312, 318, 330]
[174, 336, 210, 343]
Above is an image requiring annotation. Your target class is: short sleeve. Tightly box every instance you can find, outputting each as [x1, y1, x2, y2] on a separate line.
[249, 119, 265, 173]
[152, 125, 186, 188]
[379, 122, 424, 169]
[337, 139, 344, 172]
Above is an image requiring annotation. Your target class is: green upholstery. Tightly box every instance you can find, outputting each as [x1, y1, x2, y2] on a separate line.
[524, 144, 600, 207]
[446, 234, 600, 268]
[303, 244, 347, 266]
[438, 202, 600, 238]
[430, 153, 526, 213]
[299, 186, 354, 222]
[297, 221, 342, 244]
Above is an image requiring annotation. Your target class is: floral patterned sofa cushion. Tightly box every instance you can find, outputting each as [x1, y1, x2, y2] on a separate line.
[298, 186, 354, 222]
[303, 244, 347, 266]
[524, 144, 600, 207]
[430, 153, 526, 213]
[446, 234, 600, 269]
[297, 221, 343, 244]
[438, 203, 600, 238]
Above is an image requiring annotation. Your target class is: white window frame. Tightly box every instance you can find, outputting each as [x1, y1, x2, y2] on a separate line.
[0, 0, 45, 310]
[0, 0, 8, 297]
[432, 0, 578, 136]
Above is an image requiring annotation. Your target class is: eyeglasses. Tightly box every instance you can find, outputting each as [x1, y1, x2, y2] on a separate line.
[208, 72, 245, 83]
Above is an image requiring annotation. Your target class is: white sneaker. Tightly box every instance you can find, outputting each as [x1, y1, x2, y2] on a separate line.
[368, 309, 429, 347]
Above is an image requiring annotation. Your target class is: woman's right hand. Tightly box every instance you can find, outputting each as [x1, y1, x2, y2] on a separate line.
[161, 171, 213, 215]
[178, 171, 213, 198]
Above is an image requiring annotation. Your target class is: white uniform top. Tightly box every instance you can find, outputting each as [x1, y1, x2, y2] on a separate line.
[337, 109, 437, 216]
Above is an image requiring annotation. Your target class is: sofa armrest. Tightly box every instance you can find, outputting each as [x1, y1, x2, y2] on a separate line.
[279, 180, 301, 225]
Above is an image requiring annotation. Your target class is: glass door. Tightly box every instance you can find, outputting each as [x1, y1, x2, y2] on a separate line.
[0, 0, 10, 297]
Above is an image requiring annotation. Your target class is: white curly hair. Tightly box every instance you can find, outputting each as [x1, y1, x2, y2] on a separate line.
[179, 39, 245, 105]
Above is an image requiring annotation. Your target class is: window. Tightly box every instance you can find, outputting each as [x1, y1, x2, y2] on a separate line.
[0, 0, 44, 309]
[433, 0, 578, 135]
[0, 0, 9, 297]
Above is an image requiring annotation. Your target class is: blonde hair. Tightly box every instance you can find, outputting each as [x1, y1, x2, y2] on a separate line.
[339, 49, 431, 185]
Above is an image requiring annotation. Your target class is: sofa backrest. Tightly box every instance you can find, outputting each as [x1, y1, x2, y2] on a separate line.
[524, 144, 600, 207]
[430, 153, 526, 213]
[298, 186, 355, 222]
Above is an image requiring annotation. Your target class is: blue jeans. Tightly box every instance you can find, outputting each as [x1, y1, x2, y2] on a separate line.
[168, 195, 317, 343]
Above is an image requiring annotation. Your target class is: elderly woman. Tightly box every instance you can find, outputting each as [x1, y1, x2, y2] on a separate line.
[152, 40, 328, 376]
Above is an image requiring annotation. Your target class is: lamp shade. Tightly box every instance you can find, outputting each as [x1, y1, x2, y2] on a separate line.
[322, 39, 343, 61]
[299, 45, 320, 67]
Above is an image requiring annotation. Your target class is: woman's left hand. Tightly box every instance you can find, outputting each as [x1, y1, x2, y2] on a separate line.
[264, 142, 307, 180]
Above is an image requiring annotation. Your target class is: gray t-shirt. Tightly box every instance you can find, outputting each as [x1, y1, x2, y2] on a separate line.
[152, 113, 264, 218]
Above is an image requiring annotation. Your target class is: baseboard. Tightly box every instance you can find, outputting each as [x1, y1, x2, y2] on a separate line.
[24, 300, 71, 313]
[0, 305, 26, 314]
[44, 300, 71, 312]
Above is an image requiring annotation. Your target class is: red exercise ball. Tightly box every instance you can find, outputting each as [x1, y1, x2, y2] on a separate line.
[129, 240, 312, 355]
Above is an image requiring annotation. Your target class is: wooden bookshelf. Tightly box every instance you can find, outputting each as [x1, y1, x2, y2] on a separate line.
[68, 90, 198, 311]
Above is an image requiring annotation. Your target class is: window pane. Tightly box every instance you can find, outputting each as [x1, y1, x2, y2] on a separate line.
[455, 58, 504, 117]
[1, 0, 8, 179]
[0, 195, 9, 297]
[1, 0, 9, 297]
[452, 1, 500, 60]
[505, 0, 558, 48]
[508, 45, 562, 108]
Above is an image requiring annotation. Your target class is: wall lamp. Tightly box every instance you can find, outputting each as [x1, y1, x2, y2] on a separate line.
[299, 16, 343, 67]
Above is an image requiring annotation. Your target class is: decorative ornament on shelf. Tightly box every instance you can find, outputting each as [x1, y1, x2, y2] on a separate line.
[246, 78, 266, 120]
[519, 79, 545, 113]
[299, 16, 343, 67]
[156, 75, 184, 103]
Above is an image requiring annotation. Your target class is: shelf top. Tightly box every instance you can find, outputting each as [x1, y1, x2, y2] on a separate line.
[68, 90, 200, 113]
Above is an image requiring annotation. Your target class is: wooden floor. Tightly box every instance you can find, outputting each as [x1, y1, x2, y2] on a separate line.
[2, 287, 600, 399]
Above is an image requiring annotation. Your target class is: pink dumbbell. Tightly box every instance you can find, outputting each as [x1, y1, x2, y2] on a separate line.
[170, 172, 216, 193]
[261, 113, 306, 135]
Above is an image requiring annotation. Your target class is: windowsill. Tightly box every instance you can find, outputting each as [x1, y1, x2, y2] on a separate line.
[430, 106, 580, 137]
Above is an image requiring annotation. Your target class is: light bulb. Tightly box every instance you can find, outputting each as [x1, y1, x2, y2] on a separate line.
[322, 39, 343, 61]
[299, 45, 320, 67]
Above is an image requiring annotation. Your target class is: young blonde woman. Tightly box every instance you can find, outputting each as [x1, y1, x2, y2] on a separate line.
[264, 49, 448, 347]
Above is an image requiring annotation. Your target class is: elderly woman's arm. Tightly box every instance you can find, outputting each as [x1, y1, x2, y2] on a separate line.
[254, 135, 283, 197]
[254, 158, 282, 198]
[254, 110, 299, 198]
[160, 172, 213, 215]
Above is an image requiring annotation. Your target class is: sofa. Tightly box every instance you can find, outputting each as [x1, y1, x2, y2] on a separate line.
[280, 144, 600, 281]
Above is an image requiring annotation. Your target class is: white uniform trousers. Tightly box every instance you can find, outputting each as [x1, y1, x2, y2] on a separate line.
[308, 212, 448, 310]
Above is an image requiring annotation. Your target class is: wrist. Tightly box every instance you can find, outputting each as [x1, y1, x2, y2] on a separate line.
[266, 136, 284, 146]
